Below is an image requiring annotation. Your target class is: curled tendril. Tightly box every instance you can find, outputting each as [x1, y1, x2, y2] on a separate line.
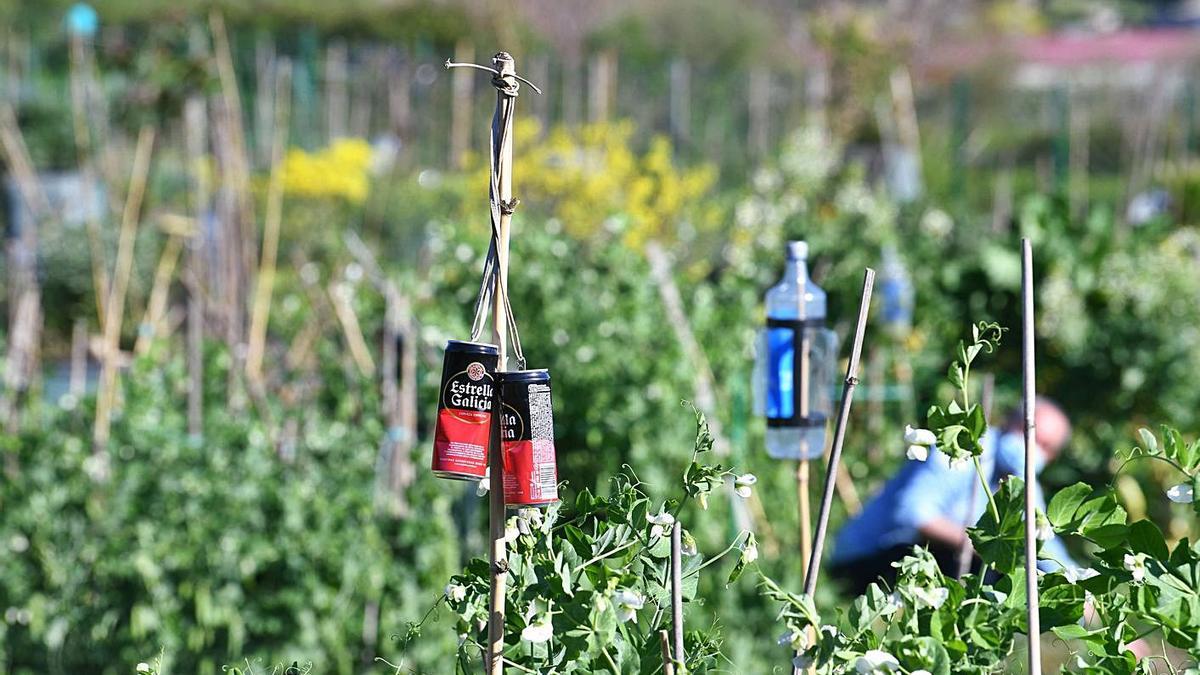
[973, 321, 1006, 353]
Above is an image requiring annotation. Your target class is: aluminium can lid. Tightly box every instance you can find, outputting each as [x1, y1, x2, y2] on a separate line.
[445, 340, 500, 356]
[498, 368, 550, 384]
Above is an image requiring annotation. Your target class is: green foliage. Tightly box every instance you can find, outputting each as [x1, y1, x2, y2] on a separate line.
[425, 411, 752, 673]
[758, 332, 1200, 674]
[0, 349, 461, 674]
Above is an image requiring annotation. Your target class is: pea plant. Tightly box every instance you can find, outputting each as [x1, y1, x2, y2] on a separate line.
[407, 407, 757, 673]
[757, 322, 1200, 674]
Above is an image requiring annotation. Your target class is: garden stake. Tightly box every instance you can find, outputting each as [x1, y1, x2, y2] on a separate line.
[798, 268, 874, 674]
[446, 51, 540, 675]
[803, 268, 874, 595]
[94, 126, 155, 462]
[659, 630, 676, 675]
[183, 96, 208, 440]
[1021, 238, 1042, 675]
[247, 61, 292, 383]
[671, 520, 686, 669]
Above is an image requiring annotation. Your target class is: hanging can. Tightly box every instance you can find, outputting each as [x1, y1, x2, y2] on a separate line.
[431, 340, 499, 480]
[498, 369, 559, 507]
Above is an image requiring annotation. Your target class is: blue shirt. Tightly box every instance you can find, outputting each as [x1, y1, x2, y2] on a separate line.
[832, 431, 1076, 570]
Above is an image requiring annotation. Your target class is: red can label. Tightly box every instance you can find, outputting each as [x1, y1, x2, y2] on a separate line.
[431, 341, 498, 480]
[500, 371, 559, 506]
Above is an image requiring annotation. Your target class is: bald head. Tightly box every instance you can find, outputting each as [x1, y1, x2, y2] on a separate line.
[1005, 398, 1071, 463]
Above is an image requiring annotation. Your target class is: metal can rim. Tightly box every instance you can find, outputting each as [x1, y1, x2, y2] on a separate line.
[498, 368, 550, 384]
[445, 339, 500, 356]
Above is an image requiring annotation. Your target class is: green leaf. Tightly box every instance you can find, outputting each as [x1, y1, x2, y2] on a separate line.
[1128, 519, 1169, 561]
[1047, 483, 1092, 529]
[969, 477, 1026, 574]
[1137, 427, 1158, 454]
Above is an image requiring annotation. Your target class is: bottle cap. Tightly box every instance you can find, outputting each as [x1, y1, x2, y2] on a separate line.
[786, 240, 808, 260]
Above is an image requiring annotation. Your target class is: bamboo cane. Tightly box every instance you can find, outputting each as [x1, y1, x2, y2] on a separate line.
[659, 630, 677, 675]
[69, 319, 88, 397]
[487, 52, 518, 675]
[803, 268, 874, 592]
[1021, 239, 1042, 675]
[183, 96, 208, 440]
[68, 32, 109, 329]
[133, 233, 185, 355]
[93, 126, 155, 459]
[797, 268, 874, 675]
[246, 61, 292, 382]
[445, 50, 540, 675]
[671, 521, 686, 669]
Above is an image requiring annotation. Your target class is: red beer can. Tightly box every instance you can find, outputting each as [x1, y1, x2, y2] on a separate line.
[499, 369, 559, 507]
[431, 340, 499, 480]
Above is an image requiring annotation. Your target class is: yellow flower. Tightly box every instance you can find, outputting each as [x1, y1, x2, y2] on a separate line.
[280, 138, 373, 204]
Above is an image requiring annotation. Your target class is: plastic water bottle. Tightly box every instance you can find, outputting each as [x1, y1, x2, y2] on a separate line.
[754, 241, 830, 460]
[879, 245, 913, 338]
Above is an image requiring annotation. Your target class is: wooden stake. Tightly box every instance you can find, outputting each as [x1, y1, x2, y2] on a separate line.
[134, 232, 185, 356]
[183, 96, 208, 440]
[670, 521, 686, 669]
[797, 460, 812, 582]
[93, 126, 155, 459]
[1021, 239, 1042, 675]
[68, 32, 109, 329]
[487, 52, 519, 675]
[803, 268, 874, 597]
[659, 630, 677, 675]
[246, 61, 292, 382]
[69, 318, 88, 397]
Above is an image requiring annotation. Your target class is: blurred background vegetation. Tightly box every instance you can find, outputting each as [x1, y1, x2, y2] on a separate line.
[1, 0, 1200, 672]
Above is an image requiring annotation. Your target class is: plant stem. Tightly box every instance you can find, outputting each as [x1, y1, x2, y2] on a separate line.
[684, 531, 750, 578]
[972, 456, 1000, 523]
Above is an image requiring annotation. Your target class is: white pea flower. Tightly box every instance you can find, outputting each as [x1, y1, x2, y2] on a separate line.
[136, 664, 152, 674]
[905, 444, 929, 462]
[1062, 566, 1099, 584]
[948, 455, 970, 470]
[912, 671, 932, 675]
[647, 511, 675, 538]
[743, 538, 759, 564]
[444, 583, 467, 603]
[1035, 513, 1054, 542]
[904, 425, 936, 447]
[855, 649, 900, 673]
[520, 614, 553, 643]
[504, 517, 520, 543]
[884, 591, 904, 613]
[613, 589, 644, 623]
[681, 530, 698, 556]
[911, 585, 949, 610]
[1167, 484, 1194, 503]
[734, 473, 758, 498]
[1124, 553, 1148, 583]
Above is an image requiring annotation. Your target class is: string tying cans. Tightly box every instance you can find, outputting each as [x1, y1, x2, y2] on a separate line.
[432, 340, 499, 480]
[498, 369, 558, 507]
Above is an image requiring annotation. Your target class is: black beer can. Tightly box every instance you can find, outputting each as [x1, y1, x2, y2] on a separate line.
[498, 369, 559, 506]
[431, 340, 499, 480]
